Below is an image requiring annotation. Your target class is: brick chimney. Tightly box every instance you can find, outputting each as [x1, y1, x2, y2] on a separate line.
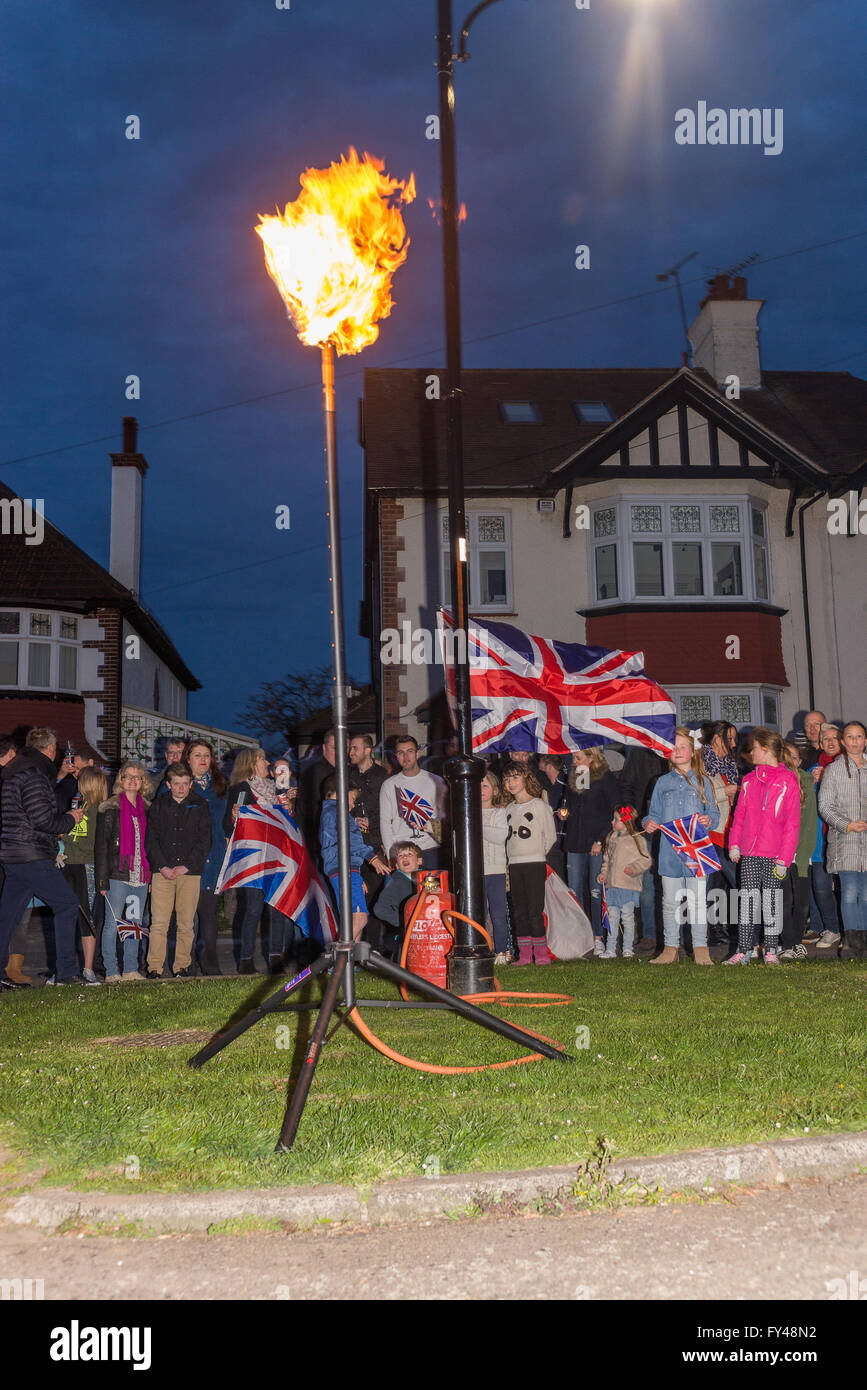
[109, 416, 148, 597]
[687, 275, 764, 390]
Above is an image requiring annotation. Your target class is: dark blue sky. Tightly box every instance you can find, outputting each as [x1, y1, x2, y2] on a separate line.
[3, 0, 865, 734]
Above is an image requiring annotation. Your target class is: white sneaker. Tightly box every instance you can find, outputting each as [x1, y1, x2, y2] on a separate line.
[121, 970, 145, 984]
[623, 950, 635, 959]
[82, 968, 102, 986]
[601, 950, 617, 959]
[104, 974, 121, 983]
[493, 952, 511, 966]
[593, 938, 605, 956]
[817, 930, 841, 947]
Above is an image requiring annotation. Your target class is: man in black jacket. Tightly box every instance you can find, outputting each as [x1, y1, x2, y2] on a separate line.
[144, 763, 211, 978]
[0, 727, 84, 989]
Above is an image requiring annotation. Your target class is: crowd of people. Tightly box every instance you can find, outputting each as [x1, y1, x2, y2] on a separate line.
[0, 709, 864, 990]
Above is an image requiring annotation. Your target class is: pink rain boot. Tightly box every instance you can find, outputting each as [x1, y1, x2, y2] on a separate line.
[517, 937, 534, 965]
[532, 939, 552, 965]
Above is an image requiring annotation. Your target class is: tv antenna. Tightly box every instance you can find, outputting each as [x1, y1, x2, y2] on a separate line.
[708, 251, 760, 283]
[656, 251, 698, 366]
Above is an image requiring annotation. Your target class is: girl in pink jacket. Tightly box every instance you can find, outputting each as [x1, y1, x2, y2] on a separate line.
[725, 728, 802, 966]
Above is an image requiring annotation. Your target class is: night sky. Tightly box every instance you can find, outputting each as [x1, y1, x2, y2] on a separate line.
[3, 0, 865, 736]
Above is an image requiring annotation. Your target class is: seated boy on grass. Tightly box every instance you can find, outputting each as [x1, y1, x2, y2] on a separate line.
[370, 842, 424, 959]
[319, 774, 388, 939]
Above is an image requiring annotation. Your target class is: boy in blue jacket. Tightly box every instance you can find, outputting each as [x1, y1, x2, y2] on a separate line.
[319, 775, 388, 939]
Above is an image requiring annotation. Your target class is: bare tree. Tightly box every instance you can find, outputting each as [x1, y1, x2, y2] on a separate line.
[238, 665, 349, 744]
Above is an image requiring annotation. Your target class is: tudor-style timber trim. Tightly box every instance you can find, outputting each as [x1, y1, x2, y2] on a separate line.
[546, 369, 832, 490]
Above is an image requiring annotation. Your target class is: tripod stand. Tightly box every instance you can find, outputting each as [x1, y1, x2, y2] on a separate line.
[189, 938, 572, 1151]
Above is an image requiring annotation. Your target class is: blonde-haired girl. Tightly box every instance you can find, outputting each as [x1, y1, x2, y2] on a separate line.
[644, 728, 720, 965]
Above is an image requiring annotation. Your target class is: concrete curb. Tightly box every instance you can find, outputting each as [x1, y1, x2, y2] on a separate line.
[3, 1131, 866, 1234]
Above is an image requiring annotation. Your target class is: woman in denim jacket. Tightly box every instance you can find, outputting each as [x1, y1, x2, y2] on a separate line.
[644, 728, 719, 966]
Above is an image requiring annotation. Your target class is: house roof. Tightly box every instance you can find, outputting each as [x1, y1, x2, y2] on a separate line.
[362, 367, 867, 493]
[0, 481, 200, 691]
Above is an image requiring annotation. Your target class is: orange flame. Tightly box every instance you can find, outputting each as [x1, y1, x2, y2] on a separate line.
[255, 148, 415, 355]
[427, 197, 467, 225]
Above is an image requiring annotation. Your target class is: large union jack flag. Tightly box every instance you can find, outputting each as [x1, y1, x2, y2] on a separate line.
[658, 815, 721, 878]
[395, 785, 434, 833]
[437, 609, 676, 755]
[216, 804, 337, 944]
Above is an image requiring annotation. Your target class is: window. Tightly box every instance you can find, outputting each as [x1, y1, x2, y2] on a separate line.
[440, 511, 512, 610]
[499, 401, 539, 423]
[574, 401, 614, 423]
[0, 609, 83, 692]
[669, 687, 781, 730]
[0, 643, 18, 684]
[595, 544, 618, 600]
[58, 645, 78, 690]
[589, 497, 769, 605]
[28, 643, 51, 686]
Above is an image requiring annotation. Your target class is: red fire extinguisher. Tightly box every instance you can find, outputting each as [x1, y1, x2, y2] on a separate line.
[401, 869, 454, 991]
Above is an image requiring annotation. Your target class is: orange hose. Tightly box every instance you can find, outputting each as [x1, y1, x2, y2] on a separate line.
[355, 895, 572, 1072]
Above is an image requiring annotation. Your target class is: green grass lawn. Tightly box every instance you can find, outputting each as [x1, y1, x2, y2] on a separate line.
[1, 961, 864, 1192]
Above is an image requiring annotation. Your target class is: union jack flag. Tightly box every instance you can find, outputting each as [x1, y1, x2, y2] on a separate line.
[437, 610, 675, 755]
[658, 815, 721, 879]
[105, 894, 149, 942]
[217, 804, 338, 944]
[395, 785, 434, 833]
[601, 884, 611, 937]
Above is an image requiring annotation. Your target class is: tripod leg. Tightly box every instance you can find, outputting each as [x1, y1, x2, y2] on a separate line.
[362, 952, 571, 1063]
[188, 951, 333, 1068]
[276, 952, 348, 1152]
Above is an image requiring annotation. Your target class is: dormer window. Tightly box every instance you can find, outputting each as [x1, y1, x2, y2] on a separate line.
[499, 401, 540, 423]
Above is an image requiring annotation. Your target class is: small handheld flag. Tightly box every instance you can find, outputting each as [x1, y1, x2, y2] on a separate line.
[658, 815, 721, 878]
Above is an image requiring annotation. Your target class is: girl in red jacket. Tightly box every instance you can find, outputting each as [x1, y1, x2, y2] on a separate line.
[725, 728, 801, 966]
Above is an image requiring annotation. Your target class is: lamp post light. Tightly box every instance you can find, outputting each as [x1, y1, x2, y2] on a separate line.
[435, 0, 504, 995]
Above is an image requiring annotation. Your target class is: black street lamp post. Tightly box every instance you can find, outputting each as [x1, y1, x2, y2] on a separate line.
[435, 0, 504, 995]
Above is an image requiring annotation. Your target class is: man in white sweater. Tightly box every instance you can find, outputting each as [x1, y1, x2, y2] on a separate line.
[380, 736, 448, 870]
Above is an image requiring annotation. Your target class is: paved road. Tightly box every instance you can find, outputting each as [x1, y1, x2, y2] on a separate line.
[2, 1176, 863, 1300]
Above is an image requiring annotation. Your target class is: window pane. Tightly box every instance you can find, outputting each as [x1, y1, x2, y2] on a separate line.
[479, 551, 508, 605]
[712, 543, 743, 595]
[60, 616, 78, 639]
[670, 504, 700, 533]
[478, 515, 506, 543]
[762, 693, 778, 727]
[30, 613, 52, 636]
[0, 612, 20, 634]
[441, 514, 449, 542]
[575, 401, 614, 422]
[710, 504, 740, 533]
[633, 542, 664, 596]
[0, 642, 18, 684]
[681, 695, 712, 724]
[499, 401, 539, 422]
[28, 643, 51, 686]
[753, 542, 769, 600]
[751, 508, 765, 538]
[58, 645, 77, 690]
[720, 694, 751, 725]
[593, 507, 617, 538]
[673, 542, 704, 596]
[631, 504, 662, 533]
[441, 552, 452, 608]
[595, 545, 618, 600]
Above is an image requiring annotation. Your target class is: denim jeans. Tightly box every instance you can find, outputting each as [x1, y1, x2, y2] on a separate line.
[661, 875, 708, 949]
[639, 869, 658, 941]
[0, 860, 80, 979]
[605, 903, 637, 955]
[567, 852, 603, 936]
[484, 873, 511, 954]
[838, 871, 867, 934]
[809, 862, 841, 935]
[102, 881, 150, 975]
